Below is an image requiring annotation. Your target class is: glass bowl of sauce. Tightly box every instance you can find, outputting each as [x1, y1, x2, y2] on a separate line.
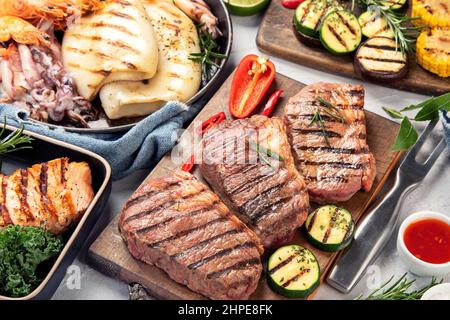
[397, 211, 450, 276]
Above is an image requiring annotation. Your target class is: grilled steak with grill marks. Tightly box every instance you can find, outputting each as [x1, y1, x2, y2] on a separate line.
[283, 82, 376, 203]
[0, 158, 94, 234]
[199, 115, 310, 249]
[119, 170, 263, 300]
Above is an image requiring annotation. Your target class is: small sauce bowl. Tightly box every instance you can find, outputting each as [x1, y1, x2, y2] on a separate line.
[397, 211, 450, 277]
[421, 283, 450, 300]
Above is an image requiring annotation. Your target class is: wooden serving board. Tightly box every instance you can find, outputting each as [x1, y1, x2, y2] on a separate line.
[88, 72, 403, 300]
[256, 0, 450, 96]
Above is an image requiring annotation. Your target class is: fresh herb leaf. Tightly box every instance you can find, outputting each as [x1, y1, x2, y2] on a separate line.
[392, 117, 419, 150]
[0, 225, 63, 297]
[316, 97, 345, 123]
[414, 92, 450, 121]
[248, 140, 284, 162]
[382, 107, 404, 119]
[0, 122, 33, 157]
[309, 111, 330, 146]
[356, 273, 442, 300]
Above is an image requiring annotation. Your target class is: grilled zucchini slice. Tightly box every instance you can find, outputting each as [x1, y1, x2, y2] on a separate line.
[416, 27, 450, 77]
[355, 37, 408, 82]
[380, 0, 407, 10]
[358, 10, 394, 38]
[294, 0, 341, 38]
[319, 10, 362, 55]
[267, 245, 320, 298]
[305, 205, 354, 252]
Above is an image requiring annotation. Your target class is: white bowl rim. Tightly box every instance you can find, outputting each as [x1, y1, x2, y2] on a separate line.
[398, 211, 450, 269]
[421, 283, 450, 300]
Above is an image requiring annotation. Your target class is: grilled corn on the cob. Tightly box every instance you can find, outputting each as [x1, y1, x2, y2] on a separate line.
[416, 27, 450, 77]
[412, 0, 450, 27]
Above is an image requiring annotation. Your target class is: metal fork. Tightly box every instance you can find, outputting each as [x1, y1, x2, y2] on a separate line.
[328, 119, 447, 294]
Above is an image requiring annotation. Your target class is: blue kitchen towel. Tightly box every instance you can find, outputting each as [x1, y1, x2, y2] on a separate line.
[440, 110, 450, 149]
[0, 101, 201, 180]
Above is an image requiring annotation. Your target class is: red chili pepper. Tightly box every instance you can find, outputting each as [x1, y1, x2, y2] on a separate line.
[261, 90, 283, 117]
[281, 0, 304, 9]
[181, 112, 227, 172]
[229, 54, 276, 119]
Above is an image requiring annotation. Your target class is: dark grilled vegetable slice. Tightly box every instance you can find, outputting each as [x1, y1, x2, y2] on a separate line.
[267, 245, 320, 298]
[358, 10, 394, 39]
[319, 10, 362, 55]
[380, 0, 407, 10]
[305, 205, 354, 252]
[354, 37, 408, 82]
[293, 23, 322, 47]
[294, 0, 341, 38]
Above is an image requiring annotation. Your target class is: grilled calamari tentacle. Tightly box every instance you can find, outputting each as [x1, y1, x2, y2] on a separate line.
[0, 16, 51, 47]
[0, 0, 107, 29]
[173, 0, 222, 38]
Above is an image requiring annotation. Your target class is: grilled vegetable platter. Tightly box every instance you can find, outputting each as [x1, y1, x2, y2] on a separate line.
[88, 56, 404, 300]
[256, 0, 450, 95]
[0, 0, 232, 133]
[0, 124, 111, 299]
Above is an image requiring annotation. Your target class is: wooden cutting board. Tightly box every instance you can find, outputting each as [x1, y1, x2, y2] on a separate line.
[88, 72, 403, 300]
[256, 0, 450, 96]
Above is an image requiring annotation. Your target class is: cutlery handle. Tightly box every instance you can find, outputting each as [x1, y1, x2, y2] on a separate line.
[328, 174, 415, 293]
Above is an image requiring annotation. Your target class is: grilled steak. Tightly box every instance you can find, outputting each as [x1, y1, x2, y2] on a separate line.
[119, 170, 263, 300]
[283, 82, 376, 203]
[199, 115, 310, 248]
[0, 158, 94, 234]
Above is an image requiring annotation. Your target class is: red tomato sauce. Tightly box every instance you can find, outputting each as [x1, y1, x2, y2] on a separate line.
[403, 218, 450, 264]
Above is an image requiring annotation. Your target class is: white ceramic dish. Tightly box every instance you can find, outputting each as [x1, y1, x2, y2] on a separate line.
[421, 283, 450, 300]
[397, 211, 450, 277]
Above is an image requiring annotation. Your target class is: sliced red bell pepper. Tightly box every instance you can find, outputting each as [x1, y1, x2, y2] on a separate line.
[229, 54, 276, 119]
[281, 0, 304, 9]
[261, 90, 283, 117]
[181, 112, 227, 173]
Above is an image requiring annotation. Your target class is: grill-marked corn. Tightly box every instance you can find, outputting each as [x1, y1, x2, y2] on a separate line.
[412, 0, 450, 27]
[416, 27, 450, 77]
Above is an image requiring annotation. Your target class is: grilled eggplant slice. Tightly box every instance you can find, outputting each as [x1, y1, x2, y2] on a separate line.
[294, 0, 341, 38]
[267, 245, 320, 298]
[355, 37, 408, 82]
[293, 23, 322, 47]
[359, 10, 394, 39]
[305, 205, 354, 252]
[320, 10, 362, 55]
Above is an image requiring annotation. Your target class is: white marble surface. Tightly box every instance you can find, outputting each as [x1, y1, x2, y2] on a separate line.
[52, 12, 450, 300]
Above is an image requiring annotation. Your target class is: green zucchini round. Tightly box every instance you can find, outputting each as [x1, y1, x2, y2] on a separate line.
[267, 245, 320, 298]
[358, 10, 394, 39]
[304, 205, 355, 252]
[319, 10, 362, 55]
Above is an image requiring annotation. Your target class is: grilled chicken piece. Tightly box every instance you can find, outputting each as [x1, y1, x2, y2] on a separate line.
[283, 82, 376, 203]
[199, 115, 310, 249]
[99, 0, 201, 119]
[0, 158, 94, 234]
[62, 0, 159, 100]
[119, 170, 263, 300]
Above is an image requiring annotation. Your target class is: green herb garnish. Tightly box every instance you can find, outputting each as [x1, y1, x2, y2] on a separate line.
[0, 225, 63, 297]
[309, 97, 346, 146]
[0, 122, 33, 157]
[189, 25, 228, 87]
[356, 273, 442, 300]
[248, 140, 284, 169]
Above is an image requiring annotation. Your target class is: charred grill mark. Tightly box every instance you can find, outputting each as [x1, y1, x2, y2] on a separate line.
[292, 129, 342, 138]
[360, 14, 377, 28]
[323, 207, 339, 243]
[1, 176, 11, 225]
[124, 181, 180, 210]
[288, 114, 364, 124]
[300, 0, 314, 24]
[67, 34, 140, 54]
[105, 11, 133, 19]
[116, 0, 133, 6]
[299, 160, 368, 170]
[374, 25, 391, 37]
[337, 12, 357, 36]
[227, 170, 277, 196]
[281, 268, 310, 288]
[364, 44, 397, 51]
[314, 8, 328, 30]
[170, 229, 242, 260]
[40, 162, 56, 217]
[294, 145, 369, 154]
[148, 217, 228, 248]
[327, 24, 348, 50]
[19, 169, 34, 221]
[134, 202, 217, 235]
[307, 210, 317, 232]
[187, 242, 257, 270]
[65, 47, 138, 69]
[250, 197, 294, 225]
[87, 22, 136, 36]
[268, 253, 300, 275]
[67, 62, 111, 76]
[206, 258, 260, 279]
[240, 183, 285, 222]
[359, 56, 406, 64]
[305, 175, 361, 183]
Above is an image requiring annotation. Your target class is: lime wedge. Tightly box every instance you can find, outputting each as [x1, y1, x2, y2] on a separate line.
[224, 0, 271, 16]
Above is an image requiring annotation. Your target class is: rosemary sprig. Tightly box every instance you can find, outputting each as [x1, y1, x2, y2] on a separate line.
[356, 273, 442, 300]
[248, 140, 284, 162]
[0, 122, 33, 157]
[189, 25, 228, 86]
[309, 111, 330, 146]
[352, 0, 424, 54]
[308, 97, 346, 146]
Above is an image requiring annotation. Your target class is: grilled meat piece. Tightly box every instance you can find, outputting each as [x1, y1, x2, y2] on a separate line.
[283, 82, 376, 203]
[0, 158, 94, 234]
[199, 115, 310, 248]
[119, 170, 263, 300]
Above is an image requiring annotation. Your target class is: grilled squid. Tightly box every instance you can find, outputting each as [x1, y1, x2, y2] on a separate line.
[173, 0, 222, 38]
